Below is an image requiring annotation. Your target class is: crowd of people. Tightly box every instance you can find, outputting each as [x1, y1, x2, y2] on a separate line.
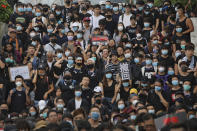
[0, 0, 197, 130]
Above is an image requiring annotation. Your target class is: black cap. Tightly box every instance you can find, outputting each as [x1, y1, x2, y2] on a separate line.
[38, 64, 46, 70]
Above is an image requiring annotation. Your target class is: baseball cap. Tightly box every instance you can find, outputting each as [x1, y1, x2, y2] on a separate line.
[130, 88, 138, 94]
[94, 86, 102, 93]
[38, 100, 46, 110]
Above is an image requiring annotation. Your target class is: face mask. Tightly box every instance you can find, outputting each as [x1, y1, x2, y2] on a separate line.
[1, 109, 8, 115]
[18, 8, 24, 12]
[51, 39, 57, 43]
[148, 3, 153, 8]
[57, 53, 62, 59]
[130, 115, 136, 120]
[183, 84, 191, 91]
[171, 80, 178, 86]
[47, 29, 53, 33]
[67, 36, 73, 41]
[16, 81, 22, 87]
[113, 7, 119, 12]
[27, 7, 32, 12]
[189, 115, 195, 119]
[132, 100, 138, 106]
[30, 32, 36, 38]
[152, 62, 158, 66]
[152, 40, 158, 44]
[138, 6, 143, 11]
[91, 112, 100, 120]
[57, 104, 64, 109]
[105, 5, 111, 9]
[144, 22, 150, 27]
[30, 111, 36, 116]
[148, 110, 155, 114]
[95, 99, 101, 104]
[134, 58, 139, 63]
[176, 28, 182, 33]
[87, 64, 94, 69]
[92, 57, 96, 61]
[77, 33, 82, 39]
[176, 97, 184, 103]
[125, 44, 132, 48]
[34, 27, 39, 32]
[155, 86, 161, 91]
[56, 11, 61, 15]
[141, 83, 148, 87]
[72, 26, 78, 32]
[67, 120, 73, 126]
[168, 70, 174, 75]
[35, 12, 41, 17]
[118, 26, 123, 31]
[16, 26, 22, 31]
[65, 51, 70, 56]
[125, 53, 131, 59]
[42, 112, 47, 119]
[31, 41, 37, 46]
[106, 73, 112, 79]
[164, 42, 170, 45]
[75, 91, 82, 97]
[118, 104, 125, 110]
[123, 82, 129, 87]
[162, 50, 168, 55]
[61, 29, 65, 34]
[159, 67, 165, 72]
[175, 52, 181, 58]
[76, 63, 82, 66]
[181, 45, 185, 50]
[144, 11, 150, 15]
[146, 59, 152, 65]
[68, 59, 74, 65]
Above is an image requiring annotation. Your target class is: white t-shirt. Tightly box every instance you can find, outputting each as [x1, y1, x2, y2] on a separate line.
[44, 43, 61, 54]
[90, 15, 105, 30]
[75, 99, 82, 109]
[119, 13, 133, 27]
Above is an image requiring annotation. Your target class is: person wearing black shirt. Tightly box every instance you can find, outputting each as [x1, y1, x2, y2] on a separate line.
[147, 79, 171, 113]
[7, 75, 30, 113]
[126, 16, 138, 40]
[105, 9, 116, 38]
[119, 79, 131, 102]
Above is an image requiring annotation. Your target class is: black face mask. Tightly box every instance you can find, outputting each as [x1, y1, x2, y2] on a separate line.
[76, 63, 82, 66]
[49, 18, 56, 22]
[95, 99, 101, 104]
[64, 75, 71, 80]
[51, 39, 57, 43]
[87, 64, 94, 69]
[175, 97, 184, 103]
[43, 8, 48, 12]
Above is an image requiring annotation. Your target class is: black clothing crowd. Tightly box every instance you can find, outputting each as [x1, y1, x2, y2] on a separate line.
[0, 0, 197, 131]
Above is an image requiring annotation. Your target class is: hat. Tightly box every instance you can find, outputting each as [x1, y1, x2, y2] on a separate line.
[38, 100, 46, 110]
[94, 86, 102, 93]
[130, 88, 138, 94]
[83, 17, 90, 22]
[34, 120, 47, 130]
[72, 22, 80, 27]
[99, 1, 105, 5]
[87, 58, 95, 63]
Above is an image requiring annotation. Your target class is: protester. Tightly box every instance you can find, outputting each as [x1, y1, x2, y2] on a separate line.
[0, 0, 197, 130]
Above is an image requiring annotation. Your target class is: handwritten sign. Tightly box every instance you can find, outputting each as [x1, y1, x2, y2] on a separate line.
[119, 62, 131, 80]
[9, 66, 30, 82]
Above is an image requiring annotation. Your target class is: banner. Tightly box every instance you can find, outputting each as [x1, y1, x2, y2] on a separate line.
[9, 66, 30, 82]
[119, 62, 131, 80]
[91, 35, 109, 46]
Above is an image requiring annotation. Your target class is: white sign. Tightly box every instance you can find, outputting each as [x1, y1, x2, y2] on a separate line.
[191, 17, 197, 55]
[119, 62, 131, 80]
[9, 66, 30, 81]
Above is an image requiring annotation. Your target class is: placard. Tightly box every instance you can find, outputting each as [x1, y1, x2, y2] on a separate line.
[119, 62, 131, 80]
[92, 35, 109, 46]
[9, 66, 30, 82]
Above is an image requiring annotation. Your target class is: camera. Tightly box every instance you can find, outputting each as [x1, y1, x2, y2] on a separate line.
[181, 66, 189, 72]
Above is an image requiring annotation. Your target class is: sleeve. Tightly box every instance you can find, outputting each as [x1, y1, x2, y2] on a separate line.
[66, 99, 73, 113]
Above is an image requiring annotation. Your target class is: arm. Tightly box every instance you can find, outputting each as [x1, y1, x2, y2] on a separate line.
[96, 44, 102, 55]
[54, 58, 64, 68]
[34, 44, 41, 57]
[0, 59, 5, 69]
[43, 83, 54, 100]
[23, 81, 30, 91]
[25, 89, 31, 105]
[183, 18, 194, 34]
[112, 83, 121, 103]
[7, 90, 14, 105]
[157, 91, 169, 109]
[32, 70, 38, 84]
[154, 18, 160, 32]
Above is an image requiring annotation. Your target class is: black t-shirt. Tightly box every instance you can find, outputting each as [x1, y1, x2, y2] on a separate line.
[172, 34, 185, 49]
[105, 19, 116, 38]
[82, 87, 93, 105]
[70, 66, 87, 85]
[178, 73, 196, 86]
[170, 87, 183, 103]
[0, 55, 5, 83]
[120, 87, 130, 102]
[103, 81, 116, 98]
[10, 88, 26, 113]
[158, 55, 174, 69]
[9, 13, 30, 28]
[126, 26, 137, 40]
[87, 69, 101, 89]
[147, 89, 172, 112]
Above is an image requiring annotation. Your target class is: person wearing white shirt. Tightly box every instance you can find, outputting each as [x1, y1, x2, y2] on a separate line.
[44, 33, 61, 54]
[119, 4, 133, 27]
[90, 5, 105, 31]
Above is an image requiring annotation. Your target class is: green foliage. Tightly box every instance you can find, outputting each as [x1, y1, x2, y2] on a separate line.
[0, 0, 13, 23]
